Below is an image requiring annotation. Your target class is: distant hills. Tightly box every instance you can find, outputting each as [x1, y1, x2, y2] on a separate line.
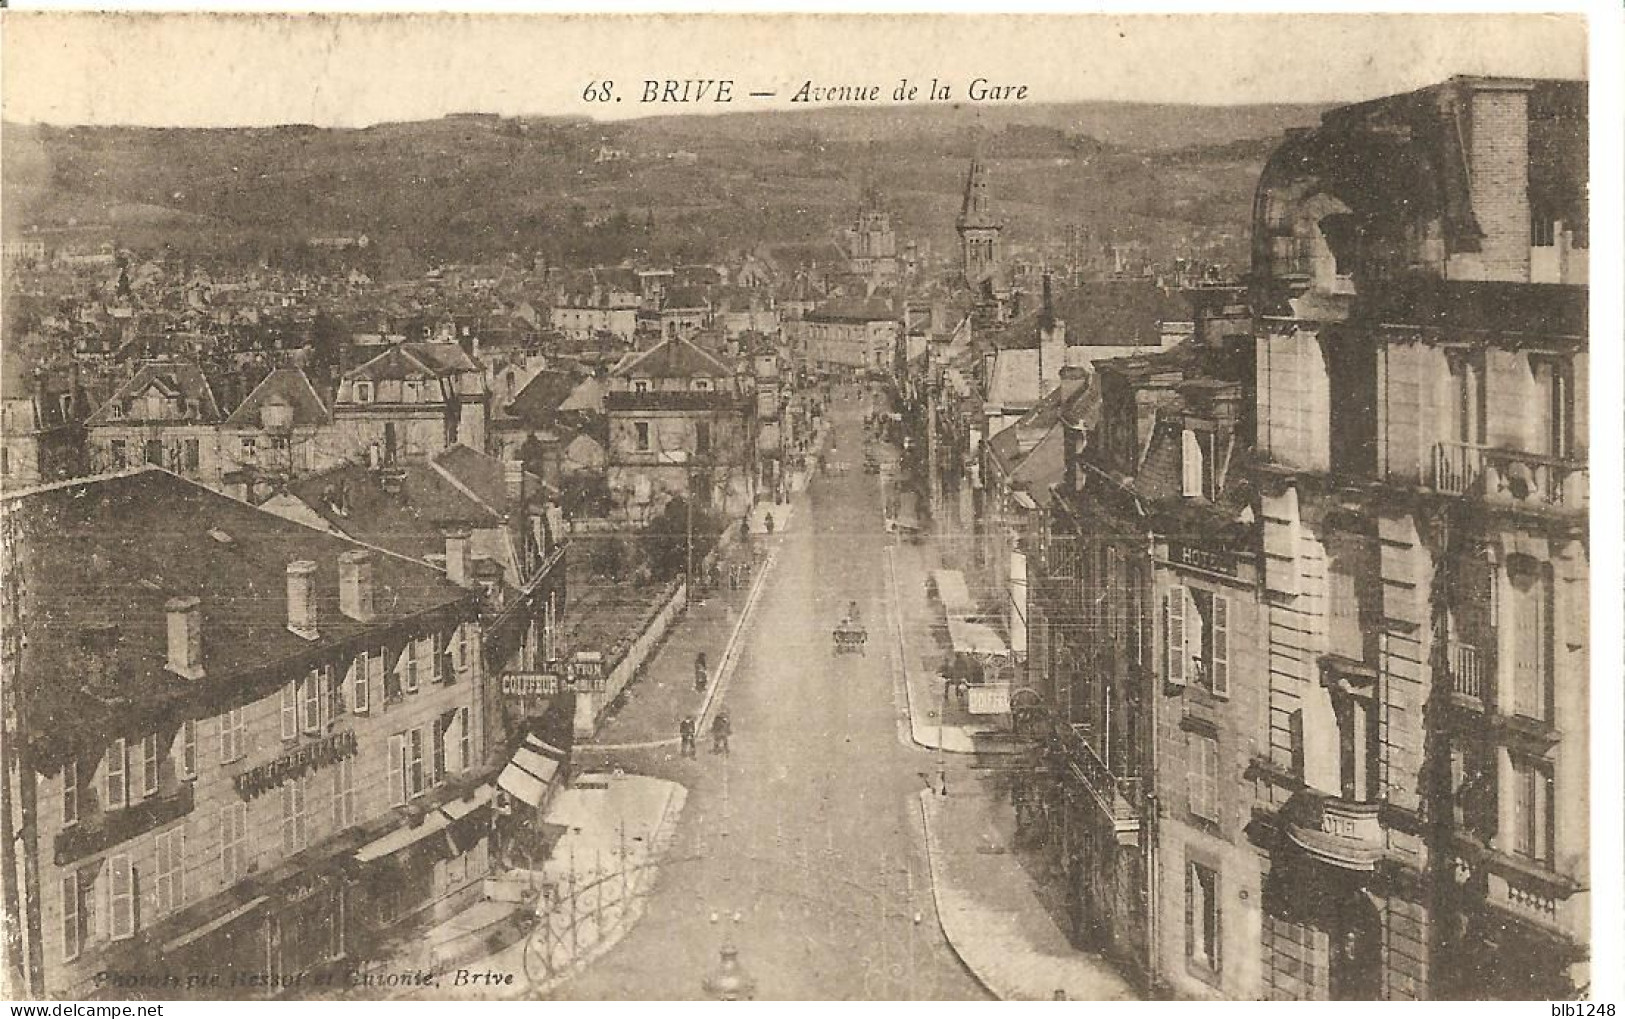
[2, 100, 1328, 273]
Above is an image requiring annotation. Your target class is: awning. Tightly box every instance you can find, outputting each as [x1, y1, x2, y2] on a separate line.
[441, 783, 494, 821]
[948, 616, 1009, 658]
[161, 894, 268, 954]
[497, 732, 567, 808]
[354, 810, 452, 864]
[931, 570, 974, 617]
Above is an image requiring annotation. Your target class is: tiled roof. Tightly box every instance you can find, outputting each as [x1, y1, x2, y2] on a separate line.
[6, 468, 475, 769]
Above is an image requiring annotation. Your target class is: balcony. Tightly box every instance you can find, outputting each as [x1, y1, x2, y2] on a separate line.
[1052, 722, 1143, 841]
[1283, 790, 1384, 871]
[1431, 442, 1587, 513]
[1447, 640, 1488, 706]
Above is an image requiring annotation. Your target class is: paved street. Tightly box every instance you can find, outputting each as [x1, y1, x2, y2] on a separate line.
[561, 394, 990, 1000]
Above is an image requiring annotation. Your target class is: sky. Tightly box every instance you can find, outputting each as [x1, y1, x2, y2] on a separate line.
[0, 10, 1591, 128]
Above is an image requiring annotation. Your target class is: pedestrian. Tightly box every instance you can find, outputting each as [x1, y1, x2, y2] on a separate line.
[694, 651, 708, 693]
[711, 710, 732, 755]
[764, 511, 775, 535]
[740, 517, 751, 544]
[680, 717, 697, 758]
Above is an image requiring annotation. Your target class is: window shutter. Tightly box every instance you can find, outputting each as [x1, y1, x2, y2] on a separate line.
[1166, 588, 1186, 686]
[62, 873, 81, 959]
[1182, 429, 1203, 497]
[281, 683, 297, 741]
[388, 734, 405, 806]
[105, 740, 127, 809]
[108, 856, 133, 941]
[281, 780, 296, 853]
[351, 656, 369, 714]
[1211, 596, 1230, 697]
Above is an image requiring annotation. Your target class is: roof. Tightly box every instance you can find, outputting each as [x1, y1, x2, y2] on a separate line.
[505, 368, 585, 424]
[1011, 282, 1191, 348]
[805, 297, 897, 324]
[612, 336, 732, 381]
[985, 348, 1043, 411]
[281, 446, 548, 562]
[221, 367, 330, 429]
[86, 360, 224, 426]
[344, 342, 478, 383]
[5, 468, 476, 770]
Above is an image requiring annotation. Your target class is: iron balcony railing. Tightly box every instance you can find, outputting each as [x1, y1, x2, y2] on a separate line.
[1448, 640, 1487, 703]
[1431, 441, 1586, 509]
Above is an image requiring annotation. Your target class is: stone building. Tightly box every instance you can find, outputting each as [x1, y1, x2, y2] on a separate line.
[330, 343, 490, 465]
[1, 469, 497, 998]
[83, 361, 224, 485]
[1246, 75, 1588, 999]
[603, 336, 757, 523]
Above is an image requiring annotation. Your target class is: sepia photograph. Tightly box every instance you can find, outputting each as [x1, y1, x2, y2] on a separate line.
[0, 7, 1614, 1004]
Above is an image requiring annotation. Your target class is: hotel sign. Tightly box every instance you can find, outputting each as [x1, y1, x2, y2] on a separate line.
[234, 730, 359, 801]
[1166, 542, 1241, 578]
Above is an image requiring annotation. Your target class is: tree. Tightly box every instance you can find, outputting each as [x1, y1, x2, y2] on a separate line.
[642, 495, 719, 582]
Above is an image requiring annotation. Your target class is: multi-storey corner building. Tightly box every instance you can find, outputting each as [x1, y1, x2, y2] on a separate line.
[1, 469, 501, 998]
[1247, 76, 1588, 999]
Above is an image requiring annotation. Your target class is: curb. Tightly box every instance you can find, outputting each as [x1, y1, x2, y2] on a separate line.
[888, 545, 987, 756]
[580, 548, 776, 753]
[915, 790, 1006, 1002]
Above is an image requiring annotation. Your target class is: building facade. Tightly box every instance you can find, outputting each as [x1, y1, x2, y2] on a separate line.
[1, 469, 498, 999]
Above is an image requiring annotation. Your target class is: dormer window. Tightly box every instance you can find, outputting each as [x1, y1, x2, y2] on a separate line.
[633, 379, 650, 394]
[355, 381, 374, 404]
[693, 378, 712, 392]
[107, 402, 124, 420]
[1181, 428, 1219, 501]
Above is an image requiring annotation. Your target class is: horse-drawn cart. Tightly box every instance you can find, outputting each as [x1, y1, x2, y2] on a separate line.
[833, 602, 868, 655]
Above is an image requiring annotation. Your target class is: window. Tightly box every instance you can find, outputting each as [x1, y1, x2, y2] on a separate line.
[109, 438, 128, 468]
[141, 733, 160, 796]
[155, 828, 185, 915]
[351, 653, 371, 714]
[693, 378, 712, 392]
[221, 803, 248, 884]
[1186, 861, 1221, 974]
[177, 720, 196, 778]
[432, 721, 448, 786]
[184, 438, 200, 471]
[388, 734, 406, 806]
[401, 640, 421, 693]
[62, 760, 80, 827]
[369, 647, 387, 704]
[144, 439, 163, 466]
[105, 739, 128, 809]
[455, 625, 470, 674]
[457, 707, 472, 772]
[1188, 732, 1220, 823]
[696, 420, 711, 455]
[1334, 692, 1381, 803]
[108, 402, 125, 421]
[281, 776, 310, 854]
[301, 671, 322, 734]
[241, 437, 256, 462]
[408, 728, 426, 797]
[331, 757, 357, 831]
[281, 682, 299, 741]
[108, 855, 134, 941]
[635, 421, 651, 452]
[219, 708, 247, 763]
[354, 381, 374, 404]
[1166, 587, 1229, 696]
[1512, 755, 1555, 867]
[633, 379, 650, 394]
[1509, 557, 1554, 723]
[61, 872, 86, 960]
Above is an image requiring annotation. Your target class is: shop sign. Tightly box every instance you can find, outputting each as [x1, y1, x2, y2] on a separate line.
[502, 673, 560, 697]
[234, 731, 359, 801]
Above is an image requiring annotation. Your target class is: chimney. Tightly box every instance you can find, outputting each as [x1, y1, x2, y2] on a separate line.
[339, 549, 375, 621]
[445, 530, 474, 588]
[1465, 80, 1534, 281]
[504, 458, 527, 511]
[286, 560, 320, 640]
[165, 596, 206, 679]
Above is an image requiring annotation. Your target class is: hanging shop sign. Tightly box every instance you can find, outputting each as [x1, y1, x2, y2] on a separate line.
[234, 730, 359, 801]
[501, 672, 561, 697]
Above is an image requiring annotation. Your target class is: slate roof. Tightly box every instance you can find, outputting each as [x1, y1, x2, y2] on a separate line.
[612, 336, 733, 381]
[221, 367, 331, 429]
[343, 342, 479, 383]
[805, 297, 897, 324]
[85, 360, 224, 426]
[6, 468, 476, 769]
[505, 368, 586, 425]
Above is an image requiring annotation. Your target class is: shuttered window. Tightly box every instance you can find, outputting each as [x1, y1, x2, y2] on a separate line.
[351, 653, 371, 715]
[155, 828, 185, 915]
[281, 683, 298, 741]
[221, 803, 248, 884]
[1188, 732, 1220, 822]
[1165, 587, 1186, 686]
[1210, 595, 1230, 697]
[105, 739, 128, 810]
[61, 872, 84, 960]
[108, 855, 134, 941]
[388, 734, 406, 806]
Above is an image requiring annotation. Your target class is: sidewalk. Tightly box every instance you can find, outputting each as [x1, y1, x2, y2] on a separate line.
[917, 784, 1138, 1002]
[885, 541, 1010, 755]
[448, 772, 689, 1000]
[583, 549, 771, 750]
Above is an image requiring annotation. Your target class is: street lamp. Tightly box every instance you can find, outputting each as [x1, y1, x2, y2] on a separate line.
[701, 942, 757, 1000]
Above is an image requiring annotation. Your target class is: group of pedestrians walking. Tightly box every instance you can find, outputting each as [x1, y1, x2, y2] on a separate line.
[679, 710, 730, 757]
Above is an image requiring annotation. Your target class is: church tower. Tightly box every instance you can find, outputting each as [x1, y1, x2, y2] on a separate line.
[956, 157, 1003, 287]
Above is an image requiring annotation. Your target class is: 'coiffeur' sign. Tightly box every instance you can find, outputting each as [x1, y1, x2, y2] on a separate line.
[234, 730, 360, 800]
